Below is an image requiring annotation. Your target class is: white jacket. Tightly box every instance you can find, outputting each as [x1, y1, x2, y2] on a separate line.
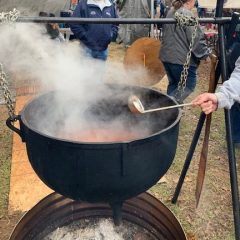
[215, 56, 240, 109]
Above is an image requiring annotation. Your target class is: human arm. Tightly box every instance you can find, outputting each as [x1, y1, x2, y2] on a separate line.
[192, 93, 218, 114]
[192, 56, 240, 113]
[215, 56, 240, 108]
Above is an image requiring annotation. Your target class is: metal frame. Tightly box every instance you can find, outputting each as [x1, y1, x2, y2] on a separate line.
[3, 1, 240, 238]
[171, 2, 240, 239]
[16, 16, 232, 24]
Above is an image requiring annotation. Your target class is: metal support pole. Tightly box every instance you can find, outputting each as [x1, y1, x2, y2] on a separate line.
[172, 62, 221, 202]
[226, 12, 240, 49]
[13, 16, 234, 24]
[172, 112, 206, 203]
[216, 0, 240, 236]
[218, 23, 240, 240]
[225, 108, 240, 240]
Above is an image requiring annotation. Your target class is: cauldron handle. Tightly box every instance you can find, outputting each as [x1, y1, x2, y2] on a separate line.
[6, 115, 24, 140]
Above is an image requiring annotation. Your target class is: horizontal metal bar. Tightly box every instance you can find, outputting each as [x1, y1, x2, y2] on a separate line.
[14, 16, 235, 24]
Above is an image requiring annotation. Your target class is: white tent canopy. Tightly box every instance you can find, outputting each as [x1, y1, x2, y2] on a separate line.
[0, 0, 71, 16]
[198, 0, 240, 9]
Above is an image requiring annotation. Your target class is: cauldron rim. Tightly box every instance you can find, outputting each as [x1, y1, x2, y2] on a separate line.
[19, 85, 182, 145]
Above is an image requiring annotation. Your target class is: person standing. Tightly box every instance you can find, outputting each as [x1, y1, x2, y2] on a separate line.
[159, 0, 211, 102]
[70, 0, 118, 61]
[154, 0, 159, 16]
[159, 0, 166, 18]
[39, 12, 65, 43]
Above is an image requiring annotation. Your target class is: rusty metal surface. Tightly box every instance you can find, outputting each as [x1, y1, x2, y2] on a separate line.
[10, 192, 186, 240]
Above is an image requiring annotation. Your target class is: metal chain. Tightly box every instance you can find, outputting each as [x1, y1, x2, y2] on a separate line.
[0, 64, 15, 118]
[174, 12, 199, 101]
[0, 8, 19, 24]
[0, 9, 20, 118]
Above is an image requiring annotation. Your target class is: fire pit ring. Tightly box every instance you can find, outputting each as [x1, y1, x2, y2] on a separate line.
[10, 192, 186, 240]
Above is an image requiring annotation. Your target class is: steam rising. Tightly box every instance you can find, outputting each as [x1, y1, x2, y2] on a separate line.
[0, 22, 150, 94]
[0, 23, 105, 94]
[0, 22, 159, 142]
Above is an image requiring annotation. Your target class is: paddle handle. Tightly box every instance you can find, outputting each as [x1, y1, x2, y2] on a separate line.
[143, 102, 192, 113]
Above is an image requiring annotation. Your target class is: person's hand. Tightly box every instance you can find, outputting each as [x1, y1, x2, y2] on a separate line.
[191, 93, 218, 114]
[50, 23, 59, 30]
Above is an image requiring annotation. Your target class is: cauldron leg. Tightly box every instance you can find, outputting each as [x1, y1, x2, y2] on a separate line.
[110, 202, 123, 226]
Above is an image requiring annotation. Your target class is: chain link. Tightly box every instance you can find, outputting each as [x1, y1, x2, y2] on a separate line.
[0, 9, 20, 118]
[0, 64, 15, 118]
[174, 12, 199, 102]
[0, 8, 20, 24]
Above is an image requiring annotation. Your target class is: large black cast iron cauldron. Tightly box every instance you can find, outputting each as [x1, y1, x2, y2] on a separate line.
[10, 192, 186, 240]
[6, 84, 181, 212]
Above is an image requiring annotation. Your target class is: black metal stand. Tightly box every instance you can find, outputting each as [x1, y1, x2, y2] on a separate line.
[172, 112, 206, 204]
[172, 8, 240, 240]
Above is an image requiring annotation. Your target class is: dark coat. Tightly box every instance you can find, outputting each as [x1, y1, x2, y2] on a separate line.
[70, 0, 118, 51]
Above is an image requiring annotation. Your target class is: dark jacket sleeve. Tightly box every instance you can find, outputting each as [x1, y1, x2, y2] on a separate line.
[69, 3, 88, 40]
[111, 4, 119, 41]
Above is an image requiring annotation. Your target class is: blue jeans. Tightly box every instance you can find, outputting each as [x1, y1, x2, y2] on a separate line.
[163, 62, 197, 102]
[85, 47, 108, 61]
[230, 103, 240, 144]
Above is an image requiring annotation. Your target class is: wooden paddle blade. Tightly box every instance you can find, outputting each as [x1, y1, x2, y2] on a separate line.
[195, 54, 218, 207]
[195, 114, 212, 207]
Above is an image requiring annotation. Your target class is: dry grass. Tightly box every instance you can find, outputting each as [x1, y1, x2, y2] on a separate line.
[0, 107, 12, 215]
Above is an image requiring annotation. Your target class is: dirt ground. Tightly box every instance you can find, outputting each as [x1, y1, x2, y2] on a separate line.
[0, 42, 238, 240]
